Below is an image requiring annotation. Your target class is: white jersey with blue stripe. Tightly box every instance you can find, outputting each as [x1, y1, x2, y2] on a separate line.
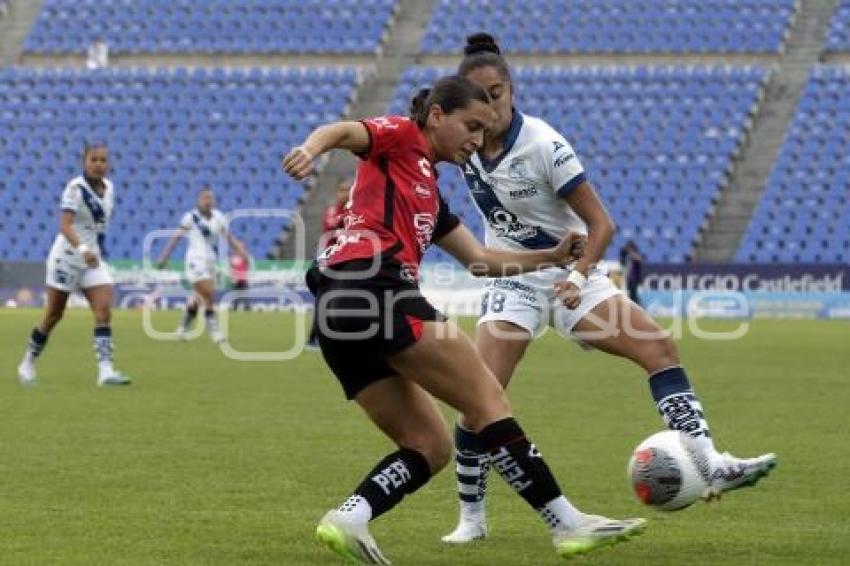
[461, 111, 589, 288]
[52, 175, 115, 255]
[180, 208, 227, 262]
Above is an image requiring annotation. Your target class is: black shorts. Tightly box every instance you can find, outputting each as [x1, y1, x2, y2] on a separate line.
[306, 259, 445, 399]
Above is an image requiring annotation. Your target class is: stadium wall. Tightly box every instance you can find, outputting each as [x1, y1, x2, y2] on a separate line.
[2, 262, 849, 320]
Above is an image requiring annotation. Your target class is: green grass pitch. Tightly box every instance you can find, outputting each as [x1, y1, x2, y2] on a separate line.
[0, 308, 848, 565]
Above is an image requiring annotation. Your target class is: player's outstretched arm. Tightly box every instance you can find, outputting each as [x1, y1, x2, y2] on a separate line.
[282, 121, 370, 180]
[155, 227, 188, 269]
[436, 223, 585, 277]
[225, 231, 249, 260]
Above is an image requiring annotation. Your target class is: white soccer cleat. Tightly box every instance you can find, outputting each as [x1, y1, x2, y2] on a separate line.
[98, 372, 132, 387]
[315, 510, 391, 565]
[702, 451, 777, 501]
[17, 361, 37, 386]
[441, 518, 488, 544]
[209, 328, 226, 344]
[175, 326, 190, 341]
[553, 514, 646, 559]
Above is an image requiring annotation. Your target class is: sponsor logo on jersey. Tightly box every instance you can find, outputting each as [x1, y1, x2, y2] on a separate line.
[413, 212, 436, 251]
[553, 152, 576, 168]
[552, 140, 565, 152]
[369, 116, 401, 130]
[508, 185, 539, 199]
[412, 183, 431, 198]
[343, 213, 365, 229]
[488, 207, 540, 241]
[469, 178, 486, 194]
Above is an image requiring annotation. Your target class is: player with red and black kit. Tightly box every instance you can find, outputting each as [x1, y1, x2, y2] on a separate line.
[282, 75, 645, 563]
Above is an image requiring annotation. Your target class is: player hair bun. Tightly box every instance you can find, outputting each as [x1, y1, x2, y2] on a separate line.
[409, 87, 431, 124]
[464, 32, 501, 56]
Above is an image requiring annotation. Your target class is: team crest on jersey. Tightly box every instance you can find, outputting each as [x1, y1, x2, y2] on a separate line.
[508, 158, 529, 180]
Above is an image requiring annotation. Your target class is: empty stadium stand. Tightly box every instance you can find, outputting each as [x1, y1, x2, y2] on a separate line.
[391, 65, 768, 263]
[421, 0, 799, 55]
[24, 0, 397, 55]
[736, 65, 850, 263]
[0, 66, 360, 260]
[825, 0, 850, 51]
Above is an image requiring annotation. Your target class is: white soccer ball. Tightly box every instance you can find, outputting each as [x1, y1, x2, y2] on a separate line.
[627, 430, 710, 511]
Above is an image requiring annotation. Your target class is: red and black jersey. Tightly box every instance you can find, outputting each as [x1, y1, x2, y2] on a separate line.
[319, 116, 460, 281]
[322, 203, 346, 232]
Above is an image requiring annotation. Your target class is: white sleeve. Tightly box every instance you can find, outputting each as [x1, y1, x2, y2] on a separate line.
[544, 133, 586, 198]
[60, 182, 81, 213]
[180, 212, 193, 230]
[215, 211, 228, 235]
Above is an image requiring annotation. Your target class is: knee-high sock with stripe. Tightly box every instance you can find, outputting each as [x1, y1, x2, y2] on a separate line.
[453, 423, 491, 522]
[94, 325, 114, 378]
[649, 366, 717, 454]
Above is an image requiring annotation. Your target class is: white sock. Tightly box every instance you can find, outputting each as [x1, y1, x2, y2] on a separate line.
[98, 361, 114, 379]
[540, 496, 582, 533]
[336, 494, 372, 524]
[22, 351, 36, 365]
[460, 499, 486, 522]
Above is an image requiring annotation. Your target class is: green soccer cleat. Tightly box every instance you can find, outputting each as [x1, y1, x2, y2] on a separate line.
[316, 510, 391, 565]
[553, 514, 646, 559]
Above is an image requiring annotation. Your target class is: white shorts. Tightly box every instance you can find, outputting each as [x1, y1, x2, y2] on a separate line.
[478, 267, 623, 339]
[45, 247, 113, 292]
[186, 256, 216, 284]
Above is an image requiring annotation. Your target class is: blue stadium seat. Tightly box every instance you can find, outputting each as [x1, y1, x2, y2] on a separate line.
[24, 0, 397, 55]
[392, 65, 767, 264]
[0, 66, 361, 261]
[737, 66, 850, 264]
[420, 0, 798, 55]
[826, 0, 850, 52]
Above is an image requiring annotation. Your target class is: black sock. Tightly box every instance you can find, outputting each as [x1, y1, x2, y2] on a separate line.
[27, 327, 49, 358]
[479, 417, 562, 509]
[181, 303, 198, 328]
[343, 448, 431, 521]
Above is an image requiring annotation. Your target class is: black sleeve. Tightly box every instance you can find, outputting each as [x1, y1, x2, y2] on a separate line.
[432, 194, 461, 242]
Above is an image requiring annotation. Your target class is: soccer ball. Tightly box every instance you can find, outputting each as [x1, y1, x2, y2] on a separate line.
[627, 430, 710, 511]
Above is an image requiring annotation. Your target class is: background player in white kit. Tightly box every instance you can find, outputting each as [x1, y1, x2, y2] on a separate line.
[156, 187, 248, 343]
[17, 142, 131, 386]
[442, 34, 777, 543]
